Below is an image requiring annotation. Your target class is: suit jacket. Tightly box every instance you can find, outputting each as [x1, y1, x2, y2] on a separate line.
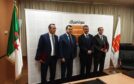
[93, 34, 109, 56]
[78, 34, 94, 57]
[59, 33, 77, 59]
[35, 33, 59, 61]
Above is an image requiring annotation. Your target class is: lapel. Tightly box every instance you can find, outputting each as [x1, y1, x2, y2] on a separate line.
[71, 35, 74, 44]
[64, 34, 75, 45]
[97, 34, 101, 40]
[96, 34, 105, 45]
[81, 34, 86, 41]
[81, 34, 85, 39]
[54, 35, 57, 45]
[96, 35, 102, 44]
[82, 34, 89, 43]
[64, 34, 70, 44]
[46, 33, 51, 47]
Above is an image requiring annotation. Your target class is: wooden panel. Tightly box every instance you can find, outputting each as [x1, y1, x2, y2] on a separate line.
[0, 57, 15, 84]
[0, 58, 6, 83]
[0, 0, 15, 83]
[0, 0, 13, 57]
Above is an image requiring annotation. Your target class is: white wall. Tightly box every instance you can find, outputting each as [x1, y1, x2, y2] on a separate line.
[25, 9, 113, 84]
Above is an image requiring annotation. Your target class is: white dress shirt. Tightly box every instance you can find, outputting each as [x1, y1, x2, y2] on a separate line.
[49, 33, 55, 56]
[98, 34, 103, 40]
[84, 33, 89, 38]
[84, 33, 92, 54]
[66, 33, 71, 41]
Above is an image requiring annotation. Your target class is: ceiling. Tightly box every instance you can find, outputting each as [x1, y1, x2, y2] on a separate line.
[38, 0, 134, 6]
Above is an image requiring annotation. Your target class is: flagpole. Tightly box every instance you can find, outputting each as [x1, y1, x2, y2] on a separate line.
[109, 17, 121, 74]
[14, 0, 16, 4]
[111, 17, 119, 73]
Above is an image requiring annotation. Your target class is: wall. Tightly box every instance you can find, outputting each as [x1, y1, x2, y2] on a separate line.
[0, 0, 15, 83]
[19, 0, 134, 56]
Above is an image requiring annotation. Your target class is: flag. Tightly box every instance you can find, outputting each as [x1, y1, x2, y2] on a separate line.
[7, 5, 23, 79]
[111, 17, 121, 67]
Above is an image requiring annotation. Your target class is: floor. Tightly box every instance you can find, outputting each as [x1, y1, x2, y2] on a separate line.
[16, 57, 28, 84]
[16, 57, 129, 84]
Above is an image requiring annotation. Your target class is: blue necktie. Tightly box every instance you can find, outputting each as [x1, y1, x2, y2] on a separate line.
[68, 35, 72, 45]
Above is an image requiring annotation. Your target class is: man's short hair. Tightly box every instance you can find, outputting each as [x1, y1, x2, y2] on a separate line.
[48, 23, 55, 29]
[66, 25, 72, 30]
[98, 27, 103, 31]
[83, 25, 88, 28]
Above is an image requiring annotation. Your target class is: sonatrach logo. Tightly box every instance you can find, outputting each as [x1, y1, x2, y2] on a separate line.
[71, 25, 84, 43]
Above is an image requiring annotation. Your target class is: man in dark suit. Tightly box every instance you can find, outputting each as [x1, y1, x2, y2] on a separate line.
[35, 24, 59, 84]
[59, 25, 77, 80]
[93, 27, 109, 75]
[78, 25, 94, 77]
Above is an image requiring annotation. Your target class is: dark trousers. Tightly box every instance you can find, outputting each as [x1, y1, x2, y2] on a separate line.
[61, 58, 73, 80]
[41, 56, 57, 83]
[93, 53, 106, 74]
[80, 55, 92, 77]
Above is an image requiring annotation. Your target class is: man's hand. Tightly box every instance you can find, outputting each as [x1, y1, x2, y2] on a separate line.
[39, 59, 44, 63]
[100, 48, 104, 52]
[61, 58, 65, 63]
[104, 49, 108, 53]
[88, 50, 92, 54]
[101, 48, 108, 53]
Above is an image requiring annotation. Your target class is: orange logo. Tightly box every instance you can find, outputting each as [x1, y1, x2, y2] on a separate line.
[71, 25, 84, 43]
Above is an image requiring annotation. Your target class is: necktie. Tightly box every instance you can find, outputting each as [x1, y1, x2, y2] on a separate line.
[68, 34, 72, 45]
[100, 36, 103, 41]
[85, 34, 89, 45]
[100, 36, 106, 48]
[52, 35, 55, 55]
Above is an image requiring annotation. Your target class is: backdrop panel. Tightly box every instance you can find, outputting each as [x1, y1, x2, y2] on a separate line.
[25, 9, 113, 84]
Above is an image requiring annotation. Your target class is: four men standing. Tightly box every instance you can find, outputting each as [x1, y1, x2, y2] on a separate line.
[35, 24, 109, 83]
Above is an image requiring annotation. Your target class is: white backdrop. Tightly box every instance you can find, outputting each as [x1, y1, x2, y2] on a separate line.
[25, 9, 113, 84]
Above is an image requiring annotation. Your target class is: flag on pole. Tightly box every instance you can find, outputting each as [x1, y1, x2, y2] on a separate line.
[111, 17, 121, 67]
[7, 4, 23, 79]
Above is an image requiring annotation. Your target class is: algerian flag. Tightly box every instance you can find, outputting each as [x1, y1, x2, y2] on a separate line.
[111, 17, 121, 68]
[7, 5, 23, 79]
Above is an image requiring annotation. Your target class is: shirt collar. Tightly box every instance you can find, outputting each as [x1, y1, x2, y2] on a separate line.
[98, 33, 103, 37]
[49, 32, 54, 37]
[66, 33, 71, 37]
[84, 33, 88, 37]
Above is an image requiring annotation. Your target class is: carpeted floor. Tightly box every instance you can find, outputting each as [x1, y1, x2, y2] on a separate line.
[16, 57, 131, 84]
[46, 72, 107, 84]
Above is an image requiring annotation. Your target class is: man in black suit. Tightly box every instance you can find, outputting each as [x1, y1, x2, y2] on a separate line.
[93, 27, 109, 75]
[35, 24, 59, 84]
[78, 25, 94, 77]
[59, 25, 77, 80]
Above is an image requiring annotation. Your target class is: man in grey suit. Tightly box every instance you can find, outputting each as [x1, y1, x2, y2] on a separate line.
[93, 27, 109, 75]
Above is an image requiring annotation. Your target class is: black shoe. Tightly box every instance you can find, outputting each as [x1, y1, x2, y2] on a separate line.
[40, 81, 47, 84]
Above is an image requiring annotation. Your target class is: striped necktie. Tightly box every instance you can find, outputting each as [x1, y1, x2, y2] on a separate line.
[52, 35, 55, 55]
